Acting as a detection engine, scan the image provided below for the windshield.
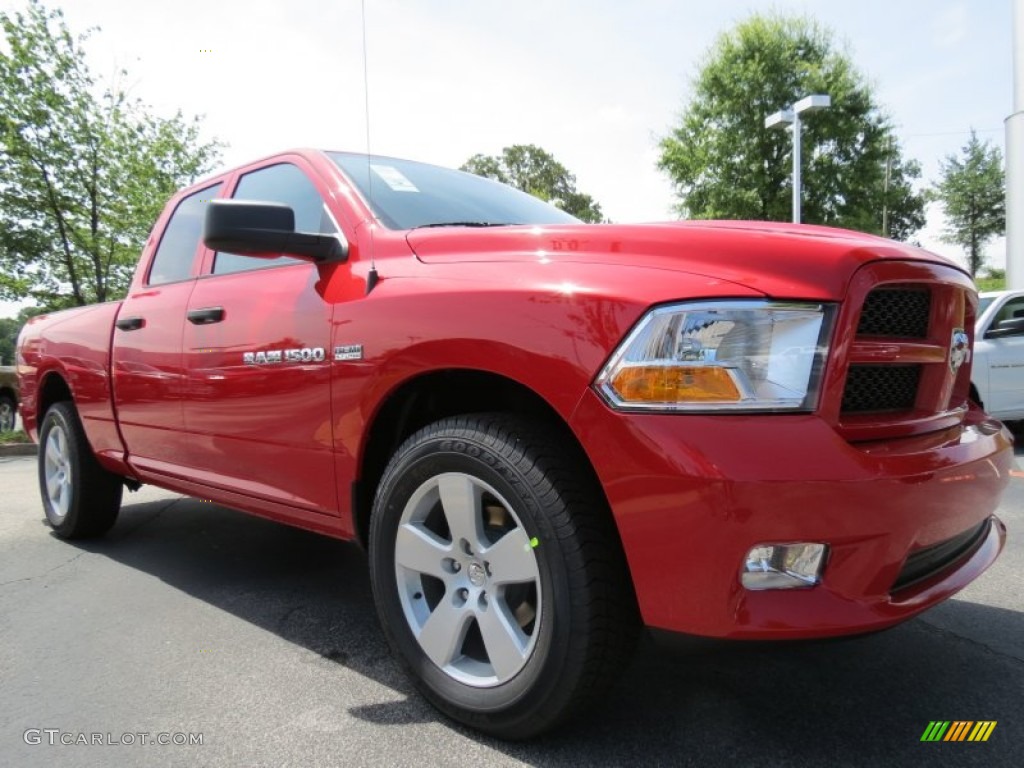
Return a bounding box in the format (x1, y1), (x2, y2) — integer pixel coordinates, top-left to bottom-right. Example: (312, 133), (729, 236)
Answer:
(977, 296), (995, 318)
(328, 152), (580, 230)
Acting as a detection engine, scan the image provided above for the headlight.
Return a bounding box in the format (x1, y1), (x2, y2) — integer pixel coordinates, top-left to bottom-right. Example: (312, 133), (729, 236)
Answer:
(595, 300), (835, 412)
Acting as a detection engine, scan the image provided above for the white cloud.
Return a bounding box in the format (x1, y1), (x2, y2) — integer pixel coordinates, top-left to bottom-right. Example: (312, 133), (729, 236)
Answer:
(930, 3), (970, 48)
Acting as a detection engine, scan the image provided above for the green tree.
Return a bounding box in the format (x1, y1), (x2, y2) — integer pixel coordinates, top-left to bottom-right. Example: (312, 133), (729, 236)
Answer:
(932, 131), (1005, 277)
(0, 0), (221, 308)
(0, 306), (47, 366)
(462, 145), (605, 223)
(0, 316), (17, 367)
(657, 14), (925, 240)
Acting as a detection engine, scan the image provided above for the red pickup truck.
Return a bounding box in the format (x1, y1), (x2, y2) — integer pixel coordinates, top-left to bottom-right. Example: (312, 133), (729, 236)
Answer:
(16, 149), (1014, 737)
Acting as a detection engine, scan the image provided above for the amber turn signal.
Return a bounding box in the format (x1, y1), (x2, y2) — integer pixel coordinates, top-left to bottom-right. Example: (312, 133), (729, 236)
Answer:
(609, 365), (741, 404)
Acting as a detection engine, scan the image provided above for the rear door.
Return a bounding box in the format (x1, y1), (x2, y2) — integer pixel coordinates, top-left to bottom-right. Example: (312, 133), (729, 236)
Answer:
(181, 160), (341, 514)
(113, 183), (223, 474)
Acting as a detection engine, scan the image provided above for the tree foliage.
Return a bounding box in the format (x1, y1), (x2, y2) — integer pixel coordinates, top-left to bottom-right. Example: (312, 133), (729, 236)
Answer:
(0, 316), (17, 367)
(932, 130), (1005, 277)
(0, 305), (46, 366)
(657, 14), (925, 240)
(462, 144), (605, 223)
(0, 0), (222, 308)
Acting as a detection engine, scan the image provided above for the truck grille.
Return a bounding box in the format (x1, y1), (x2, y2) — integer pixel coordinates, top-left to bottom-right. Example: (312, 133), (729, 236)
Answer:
(841, 365), (921, 413)
(856, 288), (931, 338)
(832, 266), (974, 441)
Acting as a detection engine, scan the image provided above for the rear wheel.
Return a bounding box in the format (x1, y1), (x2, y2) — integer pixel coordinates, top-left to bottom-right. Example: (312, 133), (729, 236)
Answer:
(0, 393), (16, 432)
(369, 414), (637, 738)
(38, 402), (122, 539)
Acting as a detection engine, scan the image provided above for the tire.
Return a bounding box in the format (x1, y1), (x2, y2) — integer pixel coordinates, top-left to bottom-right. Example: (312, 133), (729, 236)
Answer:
(0, 393), (16, 432)
(369, 413), (637, 738)
(38, 401), (122, 539)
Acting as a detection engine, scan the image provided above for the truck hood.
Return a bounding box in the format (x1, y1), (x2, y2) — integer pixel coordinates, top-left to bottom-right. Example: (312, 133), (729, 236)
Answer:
(406, 220), (964, 300)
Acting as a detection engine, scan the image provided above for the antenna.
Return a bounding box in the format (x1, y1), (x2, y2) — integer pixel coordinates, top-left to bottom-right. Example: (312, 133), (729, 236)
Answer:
(361, 0), (379, 293)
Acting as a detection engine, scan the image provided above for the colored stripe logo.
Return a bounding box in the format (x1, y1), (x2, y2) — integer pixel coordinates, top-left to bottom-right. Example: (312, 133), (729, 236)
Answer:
(921, 721), (997, 742)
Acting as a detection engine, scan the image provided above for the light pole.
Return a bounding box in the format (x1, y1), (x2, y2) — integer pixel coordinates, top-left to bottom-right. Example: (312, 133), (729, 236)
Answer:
(1007, 0), (1023, 289)
(765, 94), (831, 223)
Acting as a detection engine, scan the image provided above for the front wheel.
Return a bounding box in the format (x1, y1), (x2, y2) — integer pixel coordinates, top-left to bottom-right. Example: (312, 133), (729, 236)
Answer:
(38, 402), (122, 538)
(369, 414), (637, 738)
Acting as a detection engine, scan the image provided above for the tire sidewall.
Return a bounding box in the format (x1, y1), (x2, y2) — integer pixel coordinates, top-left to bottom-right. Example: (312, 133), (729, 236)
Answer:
(0, 395), (15, 432)
(38, 404), (81, 534)
(370, 429), (576, 723)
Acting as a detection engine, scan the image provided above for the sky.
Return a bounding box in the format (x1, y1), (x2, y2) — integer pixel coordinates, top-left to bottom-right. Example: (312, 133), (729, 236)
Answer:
(0, 0), (1016, 318)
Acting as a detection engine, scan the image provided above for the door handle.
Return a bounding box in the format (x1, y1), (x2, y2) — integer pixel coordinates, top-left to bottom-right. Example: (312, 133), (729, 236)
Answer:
(115, 316), (145, 331)
(187, 307), (225, 325)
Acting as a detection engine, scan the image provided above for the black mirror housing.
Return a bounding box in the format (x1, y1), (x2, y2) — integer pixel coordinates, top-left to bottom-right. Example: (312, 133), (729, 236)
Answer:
(203, 200), (347, 263)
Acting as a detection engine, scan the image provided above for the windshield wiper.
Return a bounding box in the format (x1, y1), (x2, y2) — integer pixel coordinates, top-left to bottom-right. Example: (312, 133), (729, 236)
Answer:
(412, 221), (520, 229)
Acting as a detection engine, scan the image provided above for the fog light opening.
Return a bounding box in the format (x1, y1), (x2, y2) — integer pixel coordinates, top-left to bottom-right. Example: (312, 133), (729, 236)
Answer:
(742, 543), (827, 590)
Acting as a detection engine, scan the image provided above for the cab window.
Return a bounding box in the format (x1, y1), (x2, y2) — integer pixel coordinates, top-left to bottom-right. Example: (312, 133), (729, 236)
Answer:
(992, 297), (1024, 326)
(148, 184), (222, 285)
(213, 163), (337, 275)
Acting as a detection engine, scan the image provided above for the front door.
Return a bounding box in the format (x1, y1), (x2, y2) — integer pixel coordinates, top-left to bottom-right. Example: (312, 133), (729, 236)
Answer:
(181, 161), (340, 515)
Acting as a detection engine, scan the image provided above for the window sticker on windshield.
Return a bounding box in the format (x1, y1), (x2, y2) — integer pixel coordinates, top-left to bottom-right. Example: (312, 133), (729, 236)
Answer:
(371, 164), (419, 192)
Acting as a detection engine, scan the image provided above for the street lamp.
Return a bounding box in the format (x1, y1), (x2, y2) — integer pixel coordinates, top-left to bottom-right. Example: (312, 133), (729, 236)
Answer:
(765, 94), (831, 223)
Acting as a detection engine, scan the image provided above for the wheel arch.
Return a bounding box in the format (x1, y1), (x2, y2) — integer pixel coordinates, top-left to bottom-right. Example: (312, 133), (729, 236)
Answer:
(0, 384), (16, 410)
(36, 370), (74, 425)
(0, 385), (16, 429)
(353, 369), (608, 550)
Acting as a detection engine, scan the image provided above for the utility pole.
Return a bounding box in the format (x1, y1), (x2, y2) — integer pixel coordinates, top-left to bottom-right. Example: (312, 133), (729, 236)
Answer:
(1008, 0), (1024, 289)
(882, 135), (892, 238)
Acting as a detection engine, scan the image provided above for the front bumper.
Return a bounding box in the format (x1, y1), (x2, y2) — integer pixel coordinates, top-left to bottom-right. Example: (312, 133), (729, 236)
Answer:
(570, 389), (1013, 639)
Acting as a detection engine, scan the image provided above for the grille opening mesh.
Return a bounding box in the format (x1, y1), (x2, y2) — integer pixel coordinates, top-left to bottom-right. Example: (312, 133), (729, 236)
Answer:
(856, 288), (931, 338)
(841, 365), (921, 413)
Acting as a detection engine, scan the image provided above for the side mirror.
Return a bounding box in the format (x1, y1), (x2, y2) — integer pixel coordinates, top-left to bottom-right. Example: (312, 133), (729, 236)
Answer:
(984, 316), (1024, 339)
(203, 200), (347, 263)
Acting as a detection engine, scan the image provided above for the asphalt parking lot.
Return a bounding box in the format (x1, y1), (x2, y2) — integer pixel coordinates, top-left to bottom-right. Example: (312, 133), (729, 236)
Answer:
(1, 441), (1022, 768)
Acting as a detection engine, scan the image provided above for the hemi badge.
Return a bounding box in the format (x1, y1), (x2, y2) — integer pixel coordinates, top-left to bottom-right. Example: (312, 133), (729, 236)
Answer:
(334, 344), (364, 361)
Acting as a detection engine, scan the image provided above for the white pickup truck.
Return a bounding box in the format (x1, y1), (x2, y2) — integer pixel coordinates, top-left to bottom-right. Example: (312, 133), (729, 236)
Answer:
(973, 290), (1024, 423)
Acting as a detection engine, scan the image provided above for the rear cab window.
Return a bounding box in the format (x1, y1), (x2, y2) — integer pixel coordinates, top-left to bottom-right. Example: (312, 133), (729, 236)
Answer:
(147, 184), (223, 286)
